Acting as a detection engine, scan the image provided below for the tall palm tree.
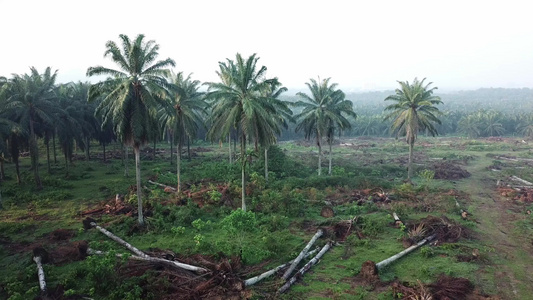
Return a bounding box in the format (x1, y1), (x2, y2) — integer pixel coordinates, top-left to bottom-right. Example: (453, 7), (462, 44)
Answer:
(159, 72), (206, 192)
(384, 78), (442, 180)
(259, 79), (292, 181)
(324, 90), (356, 175)
(294, 77), (353, 176)
(206, 53), (280, 211)
(87, 34), (175, 225)
(1, 67), (59, 189)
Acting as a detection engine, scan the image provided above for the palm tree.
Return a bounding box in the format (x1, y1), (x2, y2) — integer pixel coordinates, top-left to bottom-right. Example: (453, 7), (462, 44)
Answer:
(1, 67), (59, 189)
(259, 79), (292, 181)
(159, 72), (206, 192)
(206, 53), (280, 211)
(294, 77), (354, 176)
(384, 78), (442, 180)
(324, 90), (356, 175)
(87, 34), (175, 225)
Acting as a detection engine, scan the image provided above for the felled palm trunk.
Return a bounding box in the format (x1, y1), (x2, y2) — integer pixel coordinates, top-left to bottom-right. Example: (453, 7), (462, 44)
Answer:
(376, 234), (436, 270)
(278, 242), (332, 293)
(282, 229), (323, 280)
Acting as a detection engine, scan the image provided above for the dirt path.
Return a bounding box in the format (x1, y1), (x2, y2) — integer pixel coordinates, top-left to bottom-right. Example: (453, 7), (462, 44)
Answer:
(457, 158), (533, 299)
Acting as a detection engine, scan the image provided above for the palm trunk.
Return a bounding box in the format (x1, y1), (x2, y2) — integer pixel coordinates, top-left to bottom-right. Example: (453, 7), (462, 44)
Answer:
(228, 135), (232, 164)
(64, 152), (69, 175)
(124, 145), (129, 177)
(241, 132), (246, 212)
(187, 136), (191, 161)
(317, 134), (322, 176)
(52, 130), (57, 164)
(14, 158), (21, 184)
(169, 134), (173, 166)
(153, 140), (156, 161)
(103, 143), (106, 162)
(45, 139), (50, 174)
(177, 138), (182, 193)
(134, 145), (144, 226)
(29, 118), (42, 189)
(264, 147), (268, 182)
(408, 141), (414, 181)
(85, 137), (90, 161)
(0, 155), (5, 181)
(328, 141), (332, 175)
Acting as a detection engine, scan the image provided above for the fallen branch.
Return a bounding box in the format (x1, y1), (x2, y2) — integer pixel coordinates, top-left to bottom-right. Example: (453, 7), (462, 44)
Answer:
(33, 248), (49, 294)
(376, 234), (436, 270)
(244, 249), (318, 286)
(282, 229), (323, 280)
(148, 180), (177, 191)
(278, 242), (332, 294)
(83, 218), (148, 258)
(87, 248), (208, 273)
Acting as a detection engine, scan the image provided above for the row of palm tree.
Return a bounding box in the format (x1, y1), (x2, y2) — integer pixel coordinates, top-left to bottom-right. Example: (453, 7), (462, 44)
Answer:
(1, 34), (445, 224)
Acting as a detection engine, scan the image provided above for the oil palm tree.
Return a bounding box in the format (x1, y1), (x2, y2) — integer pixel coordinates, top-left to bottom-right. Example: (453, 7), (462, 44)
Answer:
(259, 78), (292, 181)
(87, 34), (175, 225)
(1, 67), (59, 189)
(324, 90), (356, 175)
(294, 77), (353, 176)
(206, 53), (280, 211)
(384, 78), (442, 180)
(159, 72), (206, 192)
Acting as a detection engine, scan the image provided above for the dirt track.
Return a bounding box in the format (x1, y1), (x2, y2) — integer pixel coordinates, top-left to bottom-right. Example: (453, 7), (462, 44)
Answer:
(457, 159), (533, 299)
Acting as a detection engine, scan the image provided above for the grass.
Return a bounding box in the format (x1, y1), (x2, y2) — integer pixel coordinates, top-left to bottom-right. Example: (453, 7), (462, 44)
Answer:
(1, 137), (533, 299)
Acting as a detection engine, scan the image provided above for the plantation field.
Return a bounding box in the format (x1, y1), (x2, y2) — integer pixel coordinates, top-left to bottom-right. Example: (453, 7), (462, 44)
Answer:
(1, 137), (533, 299)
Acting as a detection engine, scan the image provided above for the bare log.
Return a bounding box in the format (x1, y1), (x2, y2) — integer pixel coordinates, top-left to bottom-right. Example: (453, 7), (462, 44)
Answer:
(278, 242), (332, 293)
(509, 175), (533, 186)
(87, 248), (208, 273)
(244, 249), (318, 286)
(376, 234), (436, 270)
(84, 218), (148, 258)
(282, 229), (323, 280)
(148, 180), (176, 191)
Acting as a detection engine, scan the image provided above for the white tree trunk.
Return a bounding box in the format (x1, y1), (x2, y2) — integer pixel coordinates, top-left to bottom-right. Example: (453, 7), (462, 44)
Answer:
(87, 248), (208, 273)
(278, 242), (332, 294)
(244, 249), (318, 286)
(510, 175), (533, 186)
(407, 142), (414, 180)
(228, 135), (232, 164)
(134, 146), (144, 225)
(282, 229), (323, 280)
(33, 256), (47, 293)
(376, 234), (436, 270)
(241, 164), (246, 211)
(124, 146), (129, 177)
(90, 221), (148, 257)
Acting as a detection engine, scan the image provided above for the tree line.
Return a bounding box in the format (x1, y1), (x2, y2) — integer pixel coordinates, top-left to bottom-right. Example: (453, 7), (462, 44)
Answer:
(2, 33), (529, 224)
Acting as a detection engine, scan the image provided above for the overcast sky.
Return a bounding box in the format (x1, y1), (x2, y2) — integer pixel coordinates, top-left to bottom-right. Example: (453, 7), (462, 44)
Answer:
(2, 0), (533, 92)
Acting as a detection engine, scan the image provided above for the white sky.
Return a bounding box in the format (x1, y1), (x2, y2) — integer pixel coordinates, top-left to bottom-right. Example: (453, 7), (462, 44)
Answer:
(2, 0), (533, 92)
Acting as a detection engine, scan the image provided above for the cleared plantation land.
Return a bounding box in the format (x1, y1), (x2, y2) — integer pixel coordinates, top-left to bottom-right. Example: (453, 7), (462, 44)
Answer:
(1, 137), (532, 299)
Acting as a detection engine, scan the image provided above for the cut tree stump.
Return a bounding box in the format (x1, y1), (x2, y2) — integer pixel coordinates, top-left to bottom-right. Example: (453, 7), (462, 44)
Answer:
(282, 229), (323, 280)
(278, 242), (332, 294)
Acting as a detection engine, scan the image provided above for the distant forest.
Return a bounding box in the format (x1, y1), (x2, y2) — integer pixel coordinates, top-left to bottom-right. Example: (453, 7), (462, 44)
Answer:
(275, 88), (533, 141)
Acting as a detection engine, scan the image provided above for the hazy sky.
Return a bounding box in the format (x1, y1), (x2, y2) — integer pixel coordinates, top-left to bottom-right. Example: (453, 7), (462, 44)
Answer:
(2, 0), (533, 92)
